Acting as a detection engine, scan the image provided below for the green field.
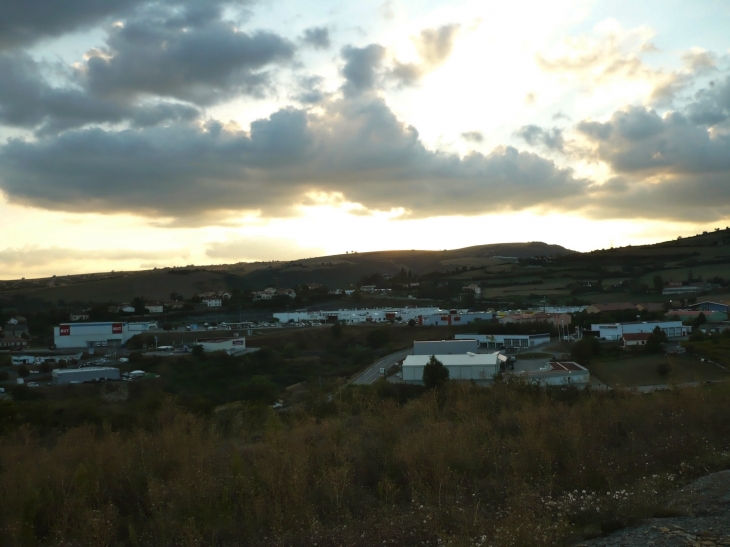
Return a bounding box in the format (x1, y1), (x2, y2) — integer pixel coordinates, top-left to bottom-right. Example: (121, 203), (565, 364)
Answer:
(585, 353), (730, 387)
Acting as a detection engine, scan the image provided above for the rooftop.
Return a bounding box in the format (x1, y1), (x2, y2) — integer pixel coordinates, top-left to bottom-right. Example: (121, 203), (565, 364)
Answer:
(403, 353), (501, 367)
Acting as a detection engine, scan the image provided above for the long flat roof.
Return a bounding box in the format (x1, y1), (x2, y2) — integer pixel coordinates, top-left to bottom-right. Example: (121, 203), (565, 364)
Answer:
(403, 353), (501, 367)
(53, 367), (119, 374)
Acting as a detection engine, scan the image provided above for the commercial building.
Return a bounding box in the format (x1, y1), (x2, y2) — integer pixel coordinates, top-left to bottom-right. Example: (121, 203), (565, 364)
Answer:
(590, 320), (689, 341)
(401, 352), (504, 384)
(413, 339), (479, 356)
(52, 367), (120, 385)
(519, 361), (590, 387)
(53, 322), (156, 349)
(455, 333), (551, 349)
(419, 311), (494, 326)
(196, 337), (247, 354)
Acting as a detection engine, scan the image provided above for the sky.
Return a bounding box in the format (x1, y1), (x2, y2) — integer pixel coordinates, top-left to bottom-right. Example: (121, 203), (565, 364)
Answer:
(1, 0), (730, 279)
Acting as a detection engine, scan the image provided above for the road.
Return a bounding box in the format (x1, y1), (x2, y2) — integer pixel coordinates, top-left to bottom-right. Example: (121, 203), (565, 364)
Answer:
(351, 348), (413, 385)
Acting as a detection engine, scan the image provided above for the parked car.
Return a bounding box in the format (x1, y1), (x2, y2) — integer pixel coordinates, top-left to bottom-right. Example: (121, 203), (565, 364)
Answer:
(27, 382), (40, 388)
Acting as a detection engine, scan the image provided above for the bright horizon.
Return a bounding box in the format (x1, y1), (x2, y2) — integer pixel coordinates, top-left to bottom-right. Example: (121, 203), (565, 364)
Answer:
(1, 0), (730, 278)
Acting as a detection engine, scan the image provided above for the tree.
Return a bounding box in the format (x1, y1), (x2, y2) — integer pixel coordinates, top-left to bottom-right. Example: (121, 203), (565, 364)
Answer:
(657, 362), (672, 376)
(0, 370), (9, 381)
(17, 365), (30, 378)
(191, 345), (205, 359)
(693, 312), (707, 328)
(131, 296), (147, 315)
(653, 275), (664, 293)
(39, 362), (52, 374)
(422, 355), (449, 389)
(652, 326), (668, 344)
(646, 334), (663, 354)
(408, 319), (416, 328)
(331, 321), (343, 339)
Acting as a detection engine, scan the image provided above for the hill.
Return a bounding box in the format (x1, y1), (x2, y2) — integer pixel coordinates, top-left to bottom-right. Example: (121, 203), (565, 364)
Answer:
(0, 242), (572, 303)
(2, 229), (730, 306)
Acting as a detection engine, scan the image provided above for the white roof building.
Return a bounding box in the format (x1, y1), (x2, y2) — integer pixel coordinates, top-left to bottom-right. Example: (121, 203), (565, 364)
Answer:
(401, 352), (504, 384)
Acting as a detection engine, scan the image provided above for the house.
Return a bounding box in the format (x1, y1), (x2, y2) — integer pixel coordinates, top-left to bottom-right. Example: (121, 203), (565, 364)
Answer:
(202, 299), (222, 308)
(622, 333), (652, 348)
(0, 336), (28, 349)
(500, 312), (571, 327)
(145, 305), (164, 314)
(585, 302), (636, 314)
(360, 285), (377, 293)
(3, 317), (29, 337)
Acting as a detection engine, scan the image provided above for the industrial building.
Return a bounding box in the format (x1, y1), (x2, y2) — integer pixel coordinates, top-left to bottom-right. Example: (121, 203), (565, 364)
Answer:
(401, 352), (505, 384)
(52, 367), (120, 385)
(419, 311), (494, 326)
(273, 307), (494, 325)
(53, 322), (156, 349)
(455, 333), (551, 348)
(196, 337), (247, 354)
(590, 320), (689, 341)
(413, 339), (479, 355)
(518, 361), (590, 387)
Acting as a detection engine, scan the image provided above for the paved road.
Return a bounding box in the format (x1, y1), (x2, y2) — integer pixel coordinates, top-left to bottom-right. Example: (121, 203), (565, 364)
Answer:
(351, 348), (413, 385)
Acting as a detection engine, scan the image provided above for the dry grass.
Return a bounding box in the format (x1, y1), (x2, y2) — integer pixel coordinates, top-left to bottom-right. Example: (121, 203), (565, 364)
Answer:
(2, 380), (730, 546)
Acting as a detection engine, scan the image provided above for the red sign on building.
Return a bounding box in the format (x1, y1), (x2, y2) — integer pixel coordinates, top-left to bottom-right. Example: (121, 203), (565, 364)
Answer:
(59, 325), (71, 336)
(112, 323), (123, 334)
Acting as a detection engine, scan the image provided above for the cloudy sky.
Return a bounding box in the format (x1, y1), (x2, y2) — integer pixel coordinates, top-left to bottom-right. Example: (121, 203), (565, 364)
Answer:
(1, 0), (730, 278)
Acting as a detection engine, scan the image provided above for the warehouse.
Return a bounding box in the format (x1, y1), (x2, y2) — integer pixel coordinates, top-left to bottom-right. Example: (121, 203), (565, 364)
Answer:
(53, 322), (155, 349)
(455, 333), (551, 349)
(519, 361), (590, 387)
(401, 352), (503, 384)
(196, 337), (247, 354)
(413, 339), (479, 355)
(52, 367), (120, 385)
(590, 321), (689, 341)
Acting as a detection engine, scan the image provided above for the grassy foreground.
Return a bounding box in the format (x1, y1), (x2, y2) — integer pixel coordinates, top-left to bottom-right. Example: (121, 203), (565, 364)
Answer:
(2, 379), (730, 546)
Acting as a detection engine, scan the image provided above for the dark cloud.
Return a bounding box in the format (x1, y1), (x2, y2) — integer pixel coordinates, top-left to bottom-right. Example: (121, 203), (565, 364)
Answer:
(0, 0), (249, 52)
(0, 96), (586, 221)
(390, 24), (460, 86)
(82, 17), (295, 105)
(515, 125), (564, 151)
(578, 105), (730, 174)
(0, 0), (145, 51)
(0, 52), (200, 134)
(574, 99), (730, 221)
(340, 44), (386, 96)
(461, 131), (484, 143)
(685, 75), (730, 126)
(301, 27), (330, 50)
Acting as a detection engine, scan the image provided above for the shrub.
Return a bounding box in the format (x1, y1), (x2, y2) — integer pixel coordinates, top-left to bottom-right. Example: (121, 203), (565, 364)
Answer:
(657, 362), (672, 376)
(0, 371), (8, 381)
(17, 365), (30, 378)
(39, 362), (52, 373)
(129, 352), (144, 364)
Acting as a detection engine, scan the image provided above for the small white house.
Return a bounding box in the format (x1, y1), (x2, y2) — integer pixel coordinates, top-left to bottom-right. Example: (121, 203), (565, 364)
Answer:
(145, 305), (164, 314)
(203, 299), (222, 308)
